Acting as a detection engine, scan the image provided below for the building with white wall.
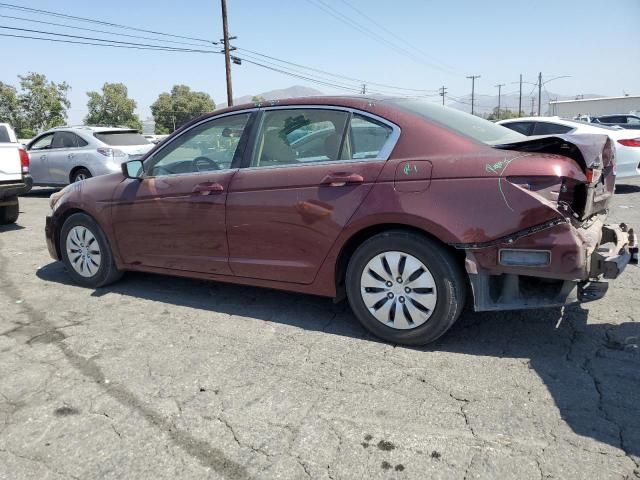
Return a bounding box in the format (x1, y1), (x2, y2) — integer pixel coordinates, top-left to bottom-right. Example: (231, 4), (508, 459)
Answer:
(549, 95), (640, 117)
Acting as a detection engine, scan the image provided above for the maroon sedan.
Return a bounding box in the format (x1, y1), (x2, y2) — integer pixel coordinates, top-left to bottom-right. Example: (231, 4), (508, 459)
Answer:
(45, 97), (637, 345)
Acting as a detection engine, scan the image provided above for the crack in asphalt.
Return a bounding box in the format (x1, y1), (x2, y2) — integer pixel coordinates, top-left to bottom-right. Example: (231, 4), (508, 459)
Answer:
(0, 238), (250, 480)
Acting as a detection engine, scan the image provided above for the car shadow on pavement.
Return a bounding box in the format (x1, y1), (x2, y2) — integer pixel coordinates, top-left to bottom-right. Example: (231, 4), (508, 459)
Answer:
(37, 261), (640, 462)
(615, 184), (640, 194)
(0, 223), (25, 232)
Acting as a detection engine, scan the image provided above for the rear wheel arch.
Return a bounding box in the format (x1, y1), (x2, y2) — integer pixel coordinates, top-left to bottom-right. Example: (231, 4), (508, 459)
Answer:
(334, 223), (466, 295)
(69, 166), (92, 183)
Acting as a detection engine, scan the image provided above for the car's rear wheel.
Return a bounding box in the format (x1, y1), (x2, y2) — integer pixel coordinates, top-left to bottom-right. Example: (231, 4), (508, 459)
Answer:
(71, 168), (91, 183)
(60, 213), (122, 288)
(0, 197), (19, 225)
(345, 230), (466, 345)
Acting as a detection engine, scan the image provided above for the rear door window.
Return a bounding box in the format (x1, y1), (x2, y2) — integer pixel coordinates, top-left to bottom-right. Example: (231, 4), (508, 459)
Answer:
(252, 109), (349, 167)
(532, 122), (573, 135)
(51, 131), (84, 149)
(94, 131), (150, 146)
(502, 121), (534, 136)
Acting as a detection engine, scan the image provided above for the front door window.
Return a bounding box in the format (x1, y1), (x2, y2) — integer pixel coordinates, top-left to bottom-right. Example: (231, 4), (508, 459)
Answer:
(148, 113), (250, 176)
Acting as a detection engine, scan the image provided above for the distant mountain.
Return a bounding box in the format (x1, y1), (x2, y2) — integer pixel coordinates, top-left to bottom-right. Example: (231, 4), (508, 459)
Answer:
(219, 85), (324, 108)
(447, 91), (604, 116)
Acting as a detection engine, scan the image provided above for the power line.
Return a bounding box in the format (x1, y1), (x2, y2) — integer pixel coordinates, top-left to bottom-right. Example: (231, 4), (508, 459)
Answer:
(0, 2), (216, 44)
(234, 46), (438, 94)
(304, 0), (455, 75)
(335, 0), (457, 74)
(234, 49), (435, 97)
(0, 13), (214, 48)
(0, 32), (215, 53)
(237, 57), (363, 93)
(0, 25), (217, 53)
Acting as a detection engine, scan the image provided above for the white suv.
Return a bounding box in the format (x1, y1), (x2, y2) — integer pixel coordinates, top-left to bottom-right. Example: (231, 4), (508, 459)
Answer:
(26, 126), (154, 186)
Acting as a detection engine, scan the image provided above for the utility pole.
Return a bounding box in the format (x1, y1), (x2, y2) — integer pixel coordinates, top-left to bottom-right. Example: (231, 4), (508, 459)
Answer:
(361, 83), (367, 95)
(439, 86), (447, 105)
(537, 71), (542, 116)
(466, 75), (481, 115)
(220, 0), (233, 107)
(495, 83), (505, 119)
(518, 73), (522, 117)
(530, 97), (535, 116)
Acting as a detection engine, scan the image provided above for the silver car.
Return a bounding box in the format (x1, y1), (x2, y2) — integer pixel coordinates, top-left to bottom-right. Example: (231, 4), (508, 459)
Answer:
(27, 126), (154, 185)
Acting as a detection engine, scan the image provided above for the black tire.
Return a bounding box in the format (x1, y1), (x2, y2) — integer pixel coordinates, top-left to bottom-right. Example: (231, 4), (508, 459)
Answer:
(0, 197), (19, 224)
(60, 212), (123, 288)
(345, 230), (466, 346)
(71, 168), (92, 183)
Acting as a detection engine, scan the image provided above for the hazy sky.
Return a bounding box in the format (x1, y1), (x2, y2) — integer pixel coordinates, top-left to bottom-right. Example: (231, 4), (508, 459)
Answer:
(1, 0), (639, 123)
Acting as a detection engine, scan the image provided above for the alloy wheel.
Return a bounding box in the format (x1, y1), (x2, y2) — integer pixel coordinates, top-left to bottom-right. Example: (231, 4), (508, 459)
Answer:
(360, 251), (437, 329)
(65, 226), (102, 277)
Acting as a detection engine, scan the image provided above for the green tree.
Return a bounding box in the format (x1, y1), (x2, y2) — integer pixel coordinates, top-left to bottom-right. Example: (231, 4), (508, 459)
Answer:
(487, 107), (522, 121)
(251, 95), (266, 104)
(84, 82), (142, 130)
(0, 81), (24, 133)
(151, 85), (215, 134)
(18, 73), (70, 133)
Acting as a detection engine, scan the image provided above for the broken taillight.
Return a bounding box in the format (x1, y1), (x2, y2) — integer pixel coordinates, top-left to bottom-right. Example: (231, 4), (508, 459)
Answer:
(585, 168), (602, 184)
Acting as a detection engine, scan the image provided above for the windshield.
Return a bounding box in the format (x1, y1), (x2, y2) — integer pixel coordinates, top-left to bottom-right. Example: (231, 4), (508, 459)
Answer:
(94, 131), (150, 146)
(388, 98), (525, 145)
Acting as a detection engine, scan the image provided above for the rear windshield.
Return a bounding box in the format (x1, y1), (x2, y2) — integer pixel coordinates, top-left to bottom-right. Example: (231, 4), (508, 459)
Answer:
(0, 125), (12, 143)
(94, 131), (150, 146)
(388, 98), (525, 145)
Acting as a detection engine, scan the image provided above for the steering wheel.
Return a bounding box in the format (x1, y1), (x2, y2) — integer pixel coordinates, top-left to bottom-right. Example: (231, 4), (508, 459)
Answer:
(192, 156), (221, 172)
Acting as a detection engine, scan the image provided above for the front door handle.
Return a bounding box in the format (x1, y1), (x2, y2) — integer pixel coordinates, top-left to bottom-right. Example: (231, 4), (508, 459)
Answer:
(192, 182), (225, 195)
(321, 172), (364, 187)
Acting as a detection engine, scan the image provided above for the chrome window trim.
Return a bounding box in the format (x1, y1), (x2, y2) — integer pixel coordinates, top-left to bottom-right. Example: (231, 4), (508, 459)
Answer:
(142, 108), (257, 179)
(248, 104), (401, 168)
(241, 158), (386, 172)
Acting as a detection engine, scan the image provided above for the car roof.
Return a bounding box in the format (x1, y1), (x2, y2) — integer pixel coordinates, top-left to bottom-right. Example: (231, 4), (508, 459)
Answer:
(46, 125), (140, 133)
(212, 95), (396, 115)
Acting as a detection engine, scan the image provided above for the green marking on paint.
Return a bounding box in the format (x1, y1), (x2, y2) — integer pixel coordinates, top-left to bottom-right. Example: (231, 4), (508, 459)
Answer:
(403, 163), (419, 176)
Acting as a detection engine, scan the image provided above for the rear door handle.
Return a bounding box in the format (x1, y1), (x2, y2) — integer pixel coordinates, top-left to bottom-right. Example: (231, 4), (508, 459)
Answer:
(68, 153), (74, 159)
(40, 154), (47, 160)
(321, 172), (364, 187)
(192, 182), (225, 195)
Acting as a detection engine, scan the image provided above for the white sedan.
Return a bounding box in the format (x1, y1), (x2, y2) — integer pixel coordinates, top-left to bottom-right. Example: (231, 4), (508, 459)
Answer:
(497, 117), (640, 179)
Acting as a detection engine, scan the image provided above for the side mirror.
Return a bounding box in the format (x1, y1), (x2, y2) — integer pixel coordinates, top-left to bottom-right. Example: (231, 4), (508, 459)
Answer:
(122, 160), (144, 179)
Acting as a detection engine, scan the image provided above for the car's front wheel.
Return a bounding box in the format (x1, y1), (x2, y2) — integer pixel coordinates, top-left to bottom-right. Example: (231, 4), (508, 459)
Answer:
(60, 213), (122, 288)
(345, 231), (466, 346)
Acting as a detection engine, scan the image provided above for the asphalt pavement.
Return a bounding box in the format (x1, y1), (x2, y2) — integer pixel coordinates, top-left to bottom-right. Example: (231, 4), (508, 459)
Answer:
(0, 180), (639, 479)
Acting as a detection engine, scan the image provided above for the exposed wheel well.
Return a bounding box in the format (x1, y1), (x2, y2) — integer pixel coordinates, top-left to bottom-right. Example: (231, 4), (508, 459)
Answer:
(334, 223), (466, 298)
(53, 208), (86, 258)
(69, 166), (91, 183)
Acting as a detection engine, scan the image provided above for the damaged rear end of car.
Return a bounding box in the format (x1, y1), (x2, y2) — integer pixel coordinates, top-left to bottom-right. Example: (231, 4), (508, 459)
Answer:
(465, 133), (638, 311)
